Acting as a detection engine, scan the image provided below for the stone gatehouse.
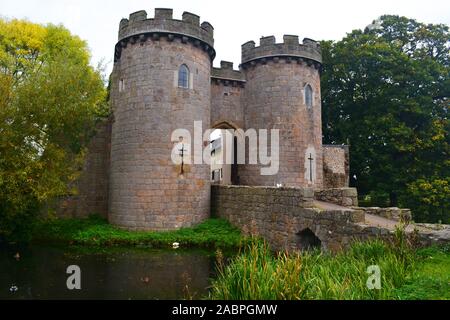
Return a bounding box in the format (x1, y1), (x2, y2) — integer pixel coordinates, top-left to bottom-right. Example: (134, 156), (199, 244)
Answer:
(55, 8), (449, 250)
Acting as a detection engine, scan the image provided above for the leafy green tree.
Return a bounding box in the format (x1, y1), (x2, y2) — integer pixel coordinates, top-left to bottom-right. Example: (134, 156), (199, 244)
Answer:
(0, 19), (107, 241)
(402, 178), (450, 223)
(321, 15), (449, 222)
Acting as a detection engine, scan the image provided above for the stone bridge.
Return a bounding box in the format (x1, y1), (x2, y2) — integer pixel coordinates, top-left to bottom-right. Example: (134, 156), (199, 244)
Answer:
(211, 185), (450, 252)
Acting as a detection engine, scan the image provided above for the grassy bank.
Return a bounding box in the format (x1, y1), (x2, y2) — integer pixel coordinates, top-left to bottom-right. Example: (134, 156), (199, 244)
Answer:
(394, 245), (450, 299)
(210, 240), (449, 300)
(32, 216), (247, 250)
(32, 216), (449, 300)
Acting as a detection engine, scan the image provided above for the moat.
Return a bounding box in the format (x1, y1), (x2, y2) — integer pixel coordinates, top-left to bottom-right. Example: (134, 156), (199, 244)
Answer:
(0, 244), (220, 300)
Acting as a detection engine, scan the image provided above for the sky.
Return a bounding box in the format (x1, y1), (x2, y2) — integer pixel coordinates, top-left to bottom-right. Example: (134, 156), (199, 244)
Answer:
(1, 0), (449, 75)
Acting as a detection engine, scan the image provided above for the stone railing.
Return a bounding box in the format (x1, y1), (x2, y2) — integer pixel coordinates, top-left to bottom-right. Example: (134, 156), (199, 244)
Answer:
(354, 207), (412, 223)
(314, 188), (358, 207)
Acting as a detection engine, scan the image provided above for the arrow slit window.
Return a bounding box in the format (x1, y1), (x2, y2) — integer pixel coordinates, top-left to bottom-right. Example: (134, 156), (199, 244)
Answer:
(305, 84), (313, 108)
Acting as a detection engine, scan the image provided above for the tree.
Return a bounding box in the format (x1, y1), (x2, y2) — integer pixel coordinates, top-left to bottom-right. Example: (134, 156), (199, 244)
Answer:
(321, 15), (449, 223)
(403, 178), (450, 223)
(0, 19), (107, 241)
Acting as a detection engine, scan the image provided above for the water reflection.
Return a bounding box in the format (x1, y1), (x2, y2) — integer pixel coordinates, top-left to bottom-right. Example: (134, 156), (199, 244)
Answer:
(0, 245), (218, 300)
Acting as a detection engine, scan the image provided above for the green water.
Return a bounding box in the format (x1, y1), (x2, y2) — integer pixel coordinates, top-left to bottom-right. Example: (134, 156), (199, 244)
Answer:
(0, 244), (220, 300)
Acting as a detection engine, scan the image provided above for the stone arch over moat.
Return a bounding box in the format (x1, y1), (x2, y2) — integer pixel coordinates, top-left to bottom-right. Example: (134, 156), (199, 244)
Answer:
(296, 228), (322, 251)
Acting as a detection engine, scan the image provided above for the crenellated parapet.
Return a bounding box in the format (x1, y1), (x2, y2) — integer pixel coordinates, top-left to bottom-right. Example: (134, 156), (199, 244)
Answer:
(211, 61), (246, 87)
(115, 8), (215, 62)
(241, 35), (322, 69)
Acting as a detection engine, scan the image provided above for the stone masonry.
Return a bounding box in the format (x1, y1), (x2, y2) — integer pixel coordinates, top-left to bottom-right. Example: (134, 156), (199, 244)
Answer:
(103, 8), (347, 231)
(212, 185), (450, 252)
(323, 145), (350, 188)
(211, 185), (367, 252)
(54, 119), (111, 218)
(109, 9), (212, 230)
(57, 9), (377, 222)
(315, 188), (359, 207)
(54, 8), (450, 251)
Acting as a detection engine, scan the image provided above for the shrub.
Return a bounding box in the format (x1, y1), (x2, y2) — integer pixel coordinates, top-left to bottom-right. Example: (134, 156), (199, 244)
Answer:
(401, 178), (450, 224)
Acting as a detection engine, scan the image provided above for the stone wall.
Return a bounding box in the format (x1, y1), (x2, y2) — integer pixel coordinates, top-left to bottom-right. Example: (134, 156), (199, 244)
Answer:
(354, 222), (450, 248)
(314, 188), (358, 207)
(212, 185), (449, 252)
(211, 185), (367, 252)
(355, 207), (412, 223)
(322, 145), (349, 188)
(211, 61), (245, 130)
(55, 118), (112, 218)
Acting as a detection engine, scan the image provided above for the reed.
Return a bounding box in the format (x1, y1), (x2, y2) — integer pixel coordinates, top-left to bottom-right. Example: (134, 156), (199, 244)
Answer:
(210, 238), (417, 300)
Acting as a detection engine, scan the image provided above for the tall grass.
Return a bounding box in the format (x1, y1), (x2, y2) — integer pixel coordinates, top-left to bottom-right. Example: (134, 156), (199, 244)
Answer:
(210, 238), (416, 300)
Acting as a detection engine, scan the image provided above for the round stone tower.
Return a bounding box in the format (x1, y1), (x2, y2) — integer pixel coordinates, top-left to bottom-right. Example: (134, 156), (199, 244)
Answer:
(239, 35), (324, 188)
(109, 9), (215, 230)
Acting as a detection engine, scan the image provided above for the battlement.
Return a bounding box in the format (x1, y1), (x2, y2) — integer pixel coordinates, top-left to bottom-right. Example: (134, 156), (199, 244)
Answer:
(115, 8), (215, 62)
(241, 35), (322, 67)
(211, 61), (246, 86)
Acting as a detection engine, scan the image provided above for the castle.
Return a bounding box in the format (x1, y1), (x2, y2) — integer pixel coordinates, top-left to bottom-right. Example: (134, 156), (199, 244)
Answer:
(58, 8), (448, 251)
(107, 8), (348, 231)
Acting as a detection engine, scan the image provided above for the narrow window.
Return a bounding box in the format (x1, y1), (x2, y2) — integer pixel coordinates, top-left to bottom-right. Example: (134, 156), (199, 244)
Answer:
(178, 64), (190, 89)
(119, 79), (125, 92)
(305, 84), (313, 108)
